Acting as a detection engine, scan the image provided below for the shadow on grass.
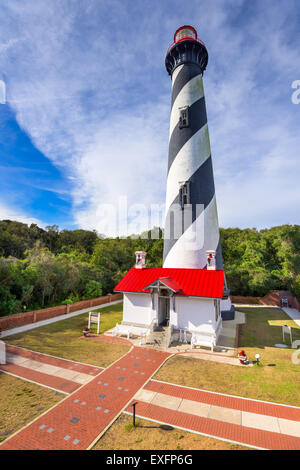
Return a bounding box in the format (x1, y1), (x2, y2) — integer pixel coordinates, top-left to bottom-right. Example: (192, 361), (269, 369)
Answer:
(136, 424), (174, 431)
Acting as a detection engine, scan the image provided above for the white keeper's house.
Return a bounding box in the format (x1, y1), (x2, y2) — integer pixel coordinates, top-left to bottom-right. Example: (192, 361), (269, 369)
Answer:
(113, 26), (234, 350)
(114, 251), (232, 350)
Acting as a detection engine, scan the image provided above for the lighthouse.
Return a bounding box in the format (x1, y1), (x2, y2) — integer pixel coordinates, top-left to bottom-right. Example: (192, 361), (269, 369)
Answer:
(114, 26), (233, 349)
(163, 26), (222, 271)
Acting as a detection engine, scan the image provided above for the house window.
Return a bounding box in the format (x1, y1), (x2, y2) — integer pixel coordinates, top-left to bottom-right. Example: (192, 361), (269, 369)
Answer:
(179, 107), (189, 128)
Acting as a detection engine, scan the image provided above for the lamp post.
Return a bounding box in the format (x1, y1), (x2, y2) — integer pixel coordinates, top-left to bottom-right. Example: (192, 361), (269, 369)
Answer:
(132, 401), (138, 427)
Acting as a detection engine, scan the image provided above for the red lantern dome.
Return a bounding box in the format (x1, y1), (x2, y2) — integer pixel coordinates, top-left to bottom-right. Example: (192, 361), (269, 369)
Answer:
(174, 25), (197, 44)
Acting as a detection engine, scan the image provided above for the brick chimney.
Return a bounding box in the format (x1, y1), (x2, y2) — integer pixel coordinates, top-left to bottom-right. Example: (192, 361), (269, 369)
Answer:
(135, 251), (147, 269)
(206, 250), (216, 270)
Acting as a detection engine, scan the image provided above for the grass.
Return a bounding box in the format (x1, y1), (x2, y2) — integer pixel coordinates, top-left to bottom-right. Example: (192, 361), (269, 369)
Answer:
(92, 413), (249, 450)
(238, 307), (300, 348)
(155, 307), (300, 406)
(0, 372), (64, 442)
(5, 302), (129, 368)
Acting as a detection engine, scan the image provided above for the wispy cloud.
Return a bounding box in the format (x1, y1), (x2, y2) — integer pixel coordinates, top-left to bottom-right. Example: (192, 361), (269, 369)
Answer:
(0, 0), (299, 233)
(0, 201), (44, 226)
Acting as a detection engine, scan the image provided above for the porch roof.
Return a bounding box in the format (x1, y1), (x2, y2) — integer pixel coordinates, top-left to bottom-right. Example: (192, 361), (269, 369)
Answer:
(114, 267), (225, 299)
(142, 276), (182, 293)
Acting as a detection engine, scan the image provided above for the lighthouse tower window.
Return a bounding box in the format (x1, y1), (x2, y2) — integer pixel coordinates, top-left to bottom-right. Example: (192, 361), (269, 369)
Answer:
(179, 182), (190, 209)
(179, 107), (189, 128)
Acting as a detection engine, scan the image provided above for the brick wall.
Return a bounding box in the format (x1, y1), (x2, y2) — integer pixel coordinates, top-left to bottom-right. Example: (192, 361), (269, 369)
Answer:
(261, 291), (300, 310)
(0, 293), (123, 332)
(231, 290), (300, 311)
(230, 295), (262, 305)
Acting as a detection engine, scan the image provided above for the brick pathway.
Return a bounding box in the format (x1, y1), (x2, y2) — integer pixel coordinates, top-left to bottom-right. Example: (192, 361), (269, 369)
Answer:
(0, 347), (170, 450)
(125, 400), (300, 450)
(124, 380), (300, 450)
(6, 345), (101, 376)
(2, 344), (299, 450)
(0, 345), (103, 394)
(0, 363), (80, 394)
(145, 381), (300, 421)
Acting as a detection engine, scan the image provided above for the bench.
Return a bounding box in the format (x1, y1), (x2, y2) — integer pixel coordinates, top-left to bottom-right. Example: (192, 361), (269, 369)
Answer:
(112, 323), (133, 339)
(190, 333), (215, 352)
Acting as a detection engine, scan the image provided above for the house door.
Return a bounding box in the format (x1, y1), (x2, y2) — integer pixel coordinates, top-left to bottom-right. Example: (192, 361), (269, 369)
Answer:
(158, 297), (170, 326)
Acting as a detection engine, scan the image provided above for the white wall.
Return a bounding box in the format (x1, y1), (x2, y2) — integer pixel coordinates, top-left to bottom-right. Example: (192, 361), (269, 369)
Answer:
(220, 296), (232, 311)
(169, 296), (177, 326)
(175, 297), (216, 334)
(123, 293), (152, 326)
(122, 292), (222, 336)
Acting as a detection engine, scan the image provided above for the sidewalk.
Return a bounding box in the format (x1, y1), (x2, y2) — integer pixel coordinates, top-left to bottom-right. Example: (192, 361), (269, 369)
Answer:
(1, 343), (299, 449)
(127, 380), (300, 450)
(0, 345), (103, 394)
(0, 346), (170, 450)
(0, 300), (122, 338)
(282, 307), (300, 328)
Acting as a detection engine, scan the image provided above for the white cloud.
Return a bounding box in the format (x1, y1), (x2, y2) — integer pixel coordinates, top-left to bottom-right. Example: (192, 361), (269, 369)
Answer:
(1, 0), (299, 234)
(202, 0), (300, 229)
(0, 201), (44, 227)
(72, 100), (169, 235)
(0, 0), (172, 235)
(0, 37), (24, 55)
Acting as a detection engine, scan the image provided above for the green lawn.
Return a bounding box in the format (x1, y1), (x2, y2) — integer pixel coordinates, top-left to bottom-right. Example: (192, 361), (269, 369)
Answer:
(0, 373), (64, 442)
(155, 307), (300, 406)
(238, 307), (300, 348)
(4, 304), (300, 405)
(5, 302), (129, 368)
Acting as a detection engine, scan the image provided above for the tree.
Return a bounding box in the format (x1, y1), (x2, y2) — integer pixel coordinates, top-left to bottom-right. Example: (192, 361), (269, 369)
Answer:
(1, 219), (300, 315)
(293, 274), (300, 299)
(84, 280), (102, 299)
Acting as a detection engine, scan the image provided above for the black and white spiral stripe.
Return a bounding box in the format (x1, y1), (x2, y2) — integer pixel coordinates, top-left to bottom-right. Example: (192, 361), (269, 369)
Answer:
(163, 63), (222, 269)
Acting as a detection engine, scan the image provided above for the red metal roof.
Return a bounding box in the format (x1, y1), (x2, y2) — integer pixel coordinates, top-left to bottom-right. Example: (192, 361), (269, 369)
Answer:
(114, 267), (224, 299)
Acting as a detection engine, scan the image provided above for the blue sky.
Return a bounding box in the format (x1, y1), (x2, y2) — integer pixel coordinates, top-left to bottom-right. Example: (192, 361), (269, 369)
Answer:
(0, 0), (300, 234)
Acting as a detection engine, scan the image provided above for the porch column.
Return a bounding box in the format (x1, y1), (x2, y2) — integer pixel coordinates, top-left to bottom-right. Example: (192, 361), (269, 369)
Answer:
(169, 294), (178, 327)
(151, 291), (158, 324)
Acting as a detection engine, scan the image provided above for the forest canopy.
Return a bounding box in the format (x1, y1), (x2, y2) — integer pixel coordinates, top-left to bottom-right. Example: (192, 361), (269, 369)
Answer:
(0, 219), (299, 316)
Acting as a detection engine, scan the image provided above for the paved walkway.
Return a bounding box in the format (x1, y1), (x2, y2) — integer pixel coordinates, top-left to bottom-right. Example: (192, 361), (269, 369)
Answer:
(0, 347), (170, 450)
(0, 345), (102, 394)
(282, 307), (300, 328)
(1, 326), (300, 450)
(128, 380), (300, 450)
(1, 342), (300, 450)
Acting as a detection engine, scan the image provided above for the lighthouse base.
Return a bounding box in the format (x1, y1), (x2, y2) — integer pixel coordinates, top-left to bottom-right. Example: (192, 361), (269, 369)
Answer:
(221, 295), (235, 322)
(220, 296), (232, 312)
